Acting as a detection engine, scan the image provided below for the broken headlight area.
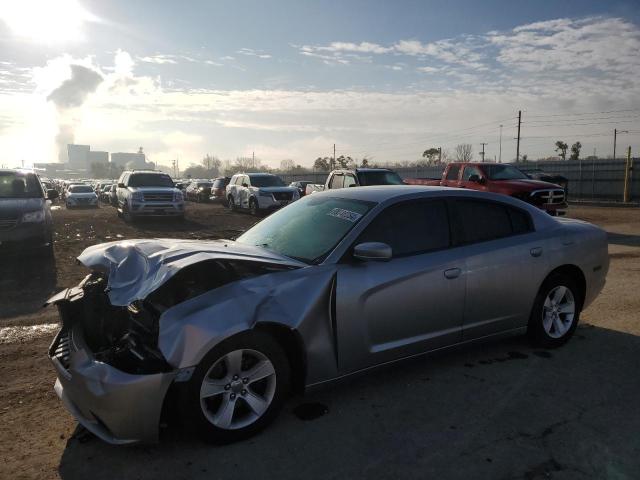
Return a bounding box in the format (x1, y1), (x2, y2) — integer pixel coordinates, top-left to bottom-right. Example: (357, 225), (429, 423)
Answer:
(145, 259), (295, 311)
(53, 273), (171, 375)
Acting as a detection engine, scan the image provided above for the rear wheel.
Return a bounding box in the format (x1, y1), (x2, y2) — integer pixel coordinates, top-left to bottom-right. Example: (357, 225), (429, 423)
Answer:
(186, 331), (290, 443)
(528, 273), (581, 348)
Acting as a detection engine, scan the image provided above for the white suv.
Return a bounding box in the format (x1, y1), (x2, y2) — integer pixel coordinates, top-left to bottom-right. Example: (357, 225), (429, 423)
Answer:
(226, 173), (299, 215)
(116, 170), (184, 222)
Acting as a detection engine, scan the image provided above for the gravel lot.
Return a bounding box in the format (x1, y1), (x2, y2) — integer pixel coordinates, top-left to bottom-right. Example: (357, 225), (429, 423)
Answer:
(1, 201), (639, 480)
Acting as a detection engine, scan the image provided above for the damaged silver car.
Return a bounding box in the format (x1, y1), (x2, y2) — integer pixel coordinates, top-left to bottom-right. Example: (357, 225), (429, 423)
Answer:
(47, 186), (609, 444)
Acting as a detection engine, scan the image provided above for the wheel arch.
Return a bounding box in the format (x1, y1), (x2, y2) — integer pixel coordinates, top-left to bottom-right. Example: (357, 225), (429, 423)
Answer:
(253, 322), (307, 394)
(540, 264), (586, 309)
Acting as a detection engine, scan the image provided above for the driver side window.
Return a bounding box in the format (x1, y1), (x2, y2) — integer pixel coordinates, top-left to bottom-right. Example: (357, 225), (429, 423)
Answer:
(462, 166), (482, 181)
(357, 200), (450, 257)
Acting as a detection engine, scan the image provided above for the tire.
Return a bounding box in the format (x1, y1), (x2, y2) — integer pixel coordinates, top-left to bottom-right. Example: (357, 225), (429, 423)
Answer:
(122, 203), (135, 223)
(185, 331), (290, 444)
(228, 196), (235, 212)
(249, 198), (259, 216)
(527, 273), (581, 348)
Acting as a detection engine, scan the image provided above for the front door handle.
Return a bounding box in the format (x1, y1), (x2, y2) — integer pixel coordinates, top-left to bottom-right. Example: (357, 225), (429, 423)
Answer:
(530, 247), (543, 257)
(444, 268), (461, 279)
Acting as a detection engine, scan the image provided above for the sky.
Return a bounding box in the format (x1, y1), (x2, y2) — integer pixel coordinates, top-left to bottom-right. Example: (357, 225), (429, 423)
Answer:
(0, 0), (639, 170)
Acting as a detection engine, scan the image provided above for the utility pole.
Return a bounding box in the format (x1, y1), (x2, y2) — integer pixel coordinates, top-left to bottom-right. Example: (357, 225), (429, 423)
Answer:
(252, 151), (255, 166)
(480, 143), (488, 162)
(614, 129), (629, 160)
(438, 147), (442, 164)
(499, 124), (503, 163)
(332, 144), (336, 170)
(516, 110), (521, 162)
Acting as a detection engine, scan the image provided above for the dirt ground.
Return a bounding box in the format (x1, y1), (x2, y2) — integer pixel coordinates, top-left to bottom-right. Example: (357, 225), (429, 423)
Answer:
(0, 201), (639, 480)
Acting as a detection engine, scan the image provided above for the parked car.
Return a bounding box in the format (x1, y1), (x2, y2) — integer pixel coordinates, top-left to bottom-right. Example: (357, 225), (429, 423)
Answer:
(405, 162), (568, 216)
(47, 186), (608, 445)
(289, 180), (313, 197)
(312, 168), (405, 194)
(109, 184), (118, 207)
(209, 177), (231, 204)
(226, 173), (299, 215)
(115, 170), (184, 222)
(65, 184), (99, 209)
(0, 169), (58, 254)
(99, 184), (113, 202)
(185, 181), (213, 202)
(524, 169), (569, 196)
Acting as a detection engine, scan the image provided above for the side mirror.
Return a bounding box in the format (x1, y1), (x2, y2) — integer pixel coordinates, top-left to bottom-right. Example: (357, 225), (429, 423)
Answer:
(242, 183), (249, 188)
(353, 242), (392, 262)
(117, 183), (125, 188)
(47, 189), (59, 200)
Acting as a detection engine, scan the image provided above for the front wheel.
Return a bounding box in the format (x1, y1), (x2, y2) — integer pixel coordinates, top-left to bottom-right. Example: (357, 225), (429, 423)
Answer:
(186, 331), (290, 444)
(249, 198), (259, 216)
(528, 273), (581, 348)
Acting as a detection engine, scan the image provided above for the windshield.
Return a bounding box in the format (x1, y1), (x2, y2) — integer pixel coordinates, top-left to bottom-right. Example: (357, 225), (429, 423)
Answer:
(237, 195), (375, 263)
(128, 173), (174, 187)
(70, 185), (94, 193)
(0, 172), (43, 199)
(483, 164), (529, 180)
(250, 176), (286, 187)
(359, 171), (405, 186)
(197, 182), (212, 187)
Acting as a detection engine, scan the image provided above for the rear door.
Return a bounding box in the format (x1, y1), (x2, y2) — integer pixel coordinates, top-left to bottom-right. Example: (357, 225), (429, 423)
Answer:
(336, 199), (466, 373)
(448, 198), (544, 339)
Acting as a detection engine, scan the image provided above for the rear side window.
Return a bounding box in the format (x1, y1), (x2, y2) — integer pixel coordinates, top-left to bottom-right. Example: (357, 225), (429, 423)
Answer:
(446, 165), (460, 181)
(357, 200), (450, 257)
(508, 207), (533, 234)
(451, 199), (531, 245)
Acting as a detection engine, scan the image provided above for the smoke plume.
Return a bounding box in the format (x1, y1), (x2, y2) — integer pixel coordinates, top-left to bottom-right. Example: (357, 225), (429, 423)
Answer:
(47, 64), (103, 162)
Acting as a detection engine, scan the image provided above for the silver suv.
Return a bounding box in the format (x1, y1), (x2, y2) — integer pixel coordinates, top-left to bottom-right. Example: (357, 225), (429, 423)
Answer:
(226, 173), (299, 215)
(116, 170), (184, 222)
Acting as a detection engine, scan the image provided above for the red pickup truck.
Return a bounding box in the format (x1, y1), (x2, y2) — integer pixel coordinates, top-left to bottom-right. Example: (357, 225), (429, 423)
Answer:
(405, 162), (567, 215)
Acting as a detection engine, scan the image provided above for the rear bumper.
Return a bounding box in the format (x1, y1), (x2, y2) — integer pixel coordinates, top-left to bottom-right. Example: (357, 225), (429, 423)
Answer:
(49, 327), (177, 444)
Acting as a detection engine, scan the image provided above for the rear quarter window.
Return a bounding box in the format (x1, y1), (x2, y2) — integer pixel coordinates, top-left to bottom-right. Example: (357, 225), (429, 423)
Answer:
(451, 199), (523, 245)
(446, 165), (460, 181)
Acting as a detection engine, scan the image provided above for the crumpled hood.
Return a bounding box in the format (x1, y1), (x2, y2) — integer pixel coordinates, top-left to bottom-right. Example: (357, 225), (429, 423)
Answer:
(77, 238), (305, 306)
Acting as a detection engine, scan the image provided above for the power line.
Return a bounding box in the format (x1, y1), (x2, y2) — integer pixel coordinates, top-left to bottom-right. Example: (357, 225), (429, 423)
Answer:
(525, 108), (640, 118)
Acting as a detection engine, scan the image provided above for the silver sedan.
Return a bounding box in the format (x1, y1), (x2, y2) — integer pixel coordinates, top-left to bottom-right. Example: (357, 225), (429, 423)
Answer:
(47, 186), (608, 444)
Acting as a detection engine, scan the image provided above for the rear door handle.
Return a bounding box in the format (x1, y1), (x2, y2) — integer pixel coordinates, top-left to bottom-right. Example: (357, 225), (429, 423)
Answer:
(530, 247), (543, 257)
(444, 268), (461, 279)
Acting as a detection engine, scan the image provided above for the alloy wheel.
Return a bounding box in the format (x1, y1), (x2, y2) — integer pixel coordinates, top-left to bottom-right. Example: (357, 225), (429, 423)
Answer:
(200, 349), (276, 430)
(542, 285), (575, 338)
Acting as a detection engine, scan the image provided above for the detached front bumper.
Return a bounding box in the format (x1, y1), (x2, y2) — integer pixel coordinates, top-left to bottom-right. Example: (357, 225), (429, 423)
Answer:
(49, 327), (177, 444)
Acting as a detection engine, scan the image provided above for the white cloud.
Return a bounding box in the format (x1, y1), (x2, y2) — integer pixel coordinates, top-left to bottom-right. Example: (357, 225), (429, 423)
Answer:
(138, 55), (178, 65)
(488, 17), (640, 74)
(237, 48), (272, 59)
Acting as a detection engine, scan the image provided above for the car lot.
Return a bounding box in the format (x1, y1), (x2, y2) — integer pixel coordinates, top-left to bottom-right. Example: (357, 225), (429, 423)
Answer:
(0, 202), (639, 479)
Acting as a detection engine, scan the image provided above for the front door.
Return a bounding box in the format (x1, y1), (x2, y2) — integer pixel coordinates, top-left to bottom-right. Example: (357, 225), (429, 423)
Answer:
(335, 199), (466, 374)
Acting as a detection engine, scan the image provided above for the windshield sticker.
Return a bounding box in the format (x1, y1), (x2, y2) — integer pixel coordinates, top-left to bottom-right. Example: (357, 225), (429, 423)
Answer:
(327, 208), (362, 222)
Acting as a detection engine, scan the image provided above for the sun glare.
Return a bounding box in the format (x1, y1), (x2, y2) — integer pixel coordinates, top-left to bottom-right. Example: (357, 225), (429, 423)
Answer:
(0, 0), (95, 43)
